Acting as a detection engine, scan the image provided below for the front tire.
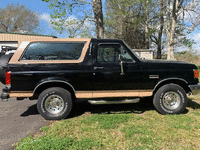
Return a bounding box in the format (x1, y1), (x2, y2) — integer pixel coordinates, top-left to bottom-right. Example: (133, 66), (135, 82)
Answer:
(37, 87), (72, 120)
(153, 84), (188, 115)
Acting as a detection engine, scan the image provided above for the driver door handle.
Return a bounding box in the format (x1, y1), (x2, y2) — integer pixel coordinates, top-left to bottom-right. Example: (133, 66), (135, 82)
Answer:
(94, 66), (104, 70)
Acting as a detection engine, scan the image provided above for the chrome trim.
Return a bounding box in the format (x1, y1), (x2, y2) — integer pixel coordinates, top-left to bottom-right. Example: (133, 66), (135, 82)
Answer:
(98, 43), (121, 46)
(44, 94), (65, 114)
(149, 75), (159, 79)
(89, 42), (92, 55)
(33, 80), (75, 95)
(162, 91), (181, 110)
(88, 98), (140, 105)
(94, 66), (104, 70)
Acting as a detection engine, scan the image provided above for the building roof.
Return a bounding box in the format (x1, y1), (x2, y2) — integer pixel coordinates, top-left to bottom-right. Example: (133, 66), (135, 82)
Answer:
(0, 32), (57, 38)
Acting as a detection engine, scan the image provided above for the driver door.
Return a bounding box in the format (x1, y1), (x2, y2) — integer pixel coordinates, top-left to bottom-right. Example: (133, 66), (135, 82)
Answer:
(92, 43), (141, 91)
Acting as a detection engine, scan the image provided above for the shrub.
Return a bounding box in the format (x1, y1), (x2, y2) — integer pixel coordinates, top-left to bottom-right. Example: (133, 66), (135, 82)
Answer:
(175, 51), (200, 64)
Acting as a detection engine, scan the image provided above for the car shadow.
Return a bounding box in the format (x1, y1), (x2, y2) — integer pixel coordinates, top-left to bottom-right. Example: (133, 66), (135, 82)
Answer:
(68, 97), (155, 118)
(20, 103), (39, 117)
(20, 97), (154, 117)
(187, 98), (200, 110)
(20, 98), (200, 118)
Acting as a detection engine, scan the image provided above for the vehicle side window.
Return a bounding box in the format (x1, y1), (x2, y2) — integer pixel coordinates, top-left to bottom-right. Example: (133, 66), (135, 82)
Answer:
(97, 44), (134, 64)
(120, 46), (135, 62)
(21, 42), (85, 60)
(97, 44), (120, 63)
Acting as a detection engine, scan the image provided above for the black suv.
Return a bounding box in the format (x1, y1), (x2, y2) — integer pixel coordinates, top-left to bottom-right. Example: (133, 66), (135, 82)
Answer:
(0, 38), (199, 120)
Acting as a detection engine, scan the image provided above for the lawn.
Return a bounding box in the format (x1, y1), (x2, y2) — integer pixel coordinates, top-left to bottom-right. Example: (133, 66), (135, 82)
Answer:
(15, 77), (200, 150)
(13, 51), (200, 150)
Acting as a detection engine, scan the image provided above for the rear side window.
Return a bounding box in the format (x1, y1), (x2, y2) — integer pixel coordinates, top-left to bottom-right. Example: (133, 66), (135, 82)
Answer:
(21, 42), (85, 60)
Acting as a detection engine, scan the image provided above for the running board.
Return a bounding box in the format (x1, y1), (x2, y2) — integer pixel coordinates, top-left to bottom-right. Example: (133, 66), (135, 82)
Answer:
(88, 98), (140, 105)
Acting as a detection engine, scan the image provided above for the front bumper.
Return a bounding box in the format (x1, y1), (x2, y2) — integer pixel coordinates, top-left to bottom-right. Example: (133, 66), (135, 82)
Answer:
(189, 83), (200, 95)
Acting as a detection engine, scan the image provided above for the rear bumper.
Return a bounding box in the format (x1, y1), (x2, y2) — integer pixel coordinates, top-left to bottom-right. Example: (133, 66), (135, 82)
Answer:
(189, 83), (200, 95)
(1, 85), (10, 101)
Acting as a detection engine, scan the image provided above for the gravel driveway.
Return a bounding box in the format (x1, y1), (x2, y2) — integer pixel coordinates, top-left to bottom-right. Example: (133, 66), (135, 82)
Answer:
(0, 83), (49, 150)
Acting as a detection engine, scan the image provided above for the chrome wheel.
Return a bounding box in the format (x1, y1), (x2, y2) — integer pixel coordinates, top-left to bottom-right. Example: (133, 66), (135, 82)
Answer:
(162, 91), (181, 110)
(44, 94), (65, 114)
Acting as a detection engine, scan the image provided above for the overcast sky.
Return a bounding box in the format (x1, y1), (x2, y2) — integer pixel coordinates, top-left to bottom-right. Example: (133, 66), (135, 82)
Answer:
(0, 0), (200, 53)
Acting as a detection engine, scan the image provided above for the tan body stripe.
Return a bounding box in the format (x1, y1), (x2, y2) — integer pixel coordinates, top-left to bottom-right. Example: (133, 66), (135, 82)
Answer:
(76, 90), (153, 98)
(9, 90), (152, 98)
(9, 92), (33, 97)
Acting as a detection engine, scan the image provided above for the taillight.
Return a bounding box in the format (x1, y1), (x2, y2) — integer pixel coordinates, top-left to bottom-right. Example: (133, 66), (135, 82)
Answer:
(5, 71), (11, 85)
(194, 70), (199, 78)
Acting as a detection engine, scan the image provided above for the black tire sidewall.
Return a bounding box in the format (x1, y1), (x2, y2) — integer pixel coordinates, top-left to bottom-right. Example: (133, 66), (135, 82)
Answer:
(37, 87), (72, 120)
(153, 84), (188, 114)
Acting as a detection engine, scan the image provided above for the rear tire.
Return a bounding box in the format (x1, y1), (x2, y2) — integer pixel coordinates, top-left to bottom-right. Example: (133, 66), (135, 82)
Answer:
(37, 87), (72, 120)
(153, 84), (188, 115)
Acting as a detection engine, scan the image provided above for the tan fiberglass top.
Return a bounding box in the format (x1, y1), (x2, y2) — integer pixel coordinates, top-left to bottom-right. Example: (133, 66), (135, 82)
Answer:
(9, 38), (91, 64)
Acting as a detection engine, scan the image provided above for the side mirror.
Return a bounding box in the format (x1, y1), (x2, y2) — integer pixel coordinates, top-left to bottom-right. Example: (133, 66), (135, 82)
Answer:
(119, 54), (125, 61)
(123, 49), (127, 54)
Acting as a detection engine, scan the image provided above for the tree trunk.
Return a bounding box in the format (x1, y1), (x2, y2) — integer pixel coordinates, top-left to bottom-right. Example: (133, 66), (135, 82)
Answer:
(166, 0), (171, 59)
(145, 0), (149, 49)
(157, 0), (164, 59)
(92, 0), (104, 39)
(167, 0), (178, 60)
(157, 44), (162, 59)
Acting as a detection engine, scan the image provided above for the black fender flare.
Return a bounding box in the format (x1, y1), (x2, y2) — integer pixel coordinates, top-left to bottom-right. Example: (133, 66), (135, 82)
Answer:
(153, 77), (190, 94)
(33, 77), (76, 97)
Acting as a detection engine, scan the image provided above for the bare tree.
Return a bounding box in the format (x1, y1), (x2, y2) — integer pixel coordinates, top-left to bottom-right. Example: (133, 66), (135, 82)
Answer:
(145, 0), (150, 49)
(0, 4), (39, 33)
(166, 0), (200, 60)
(151, 0), (165, 59)
(42, 0), (104, 38)
(92, 0), (104, 38)
(166, 0), (180, 60)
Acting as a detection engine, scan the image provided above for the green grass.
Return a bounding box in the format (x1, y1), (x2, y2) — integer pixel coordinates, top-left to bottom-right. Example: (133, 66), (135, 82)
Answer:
(15, 78), (200, 150)
(15, 95), (200, 149)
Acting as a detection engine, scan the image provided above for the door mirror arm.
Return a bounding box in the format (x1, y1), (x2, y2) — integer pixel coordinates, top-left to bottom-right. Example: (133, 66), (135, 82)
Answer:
(119, 54), (124, 61)
(119, 55), (125, 75)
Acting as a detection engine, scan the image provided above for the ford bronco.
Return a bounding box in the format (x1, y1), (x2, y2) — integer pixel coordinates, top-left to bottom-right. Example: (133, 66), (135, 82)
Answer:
(0, 38), (200, 120)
